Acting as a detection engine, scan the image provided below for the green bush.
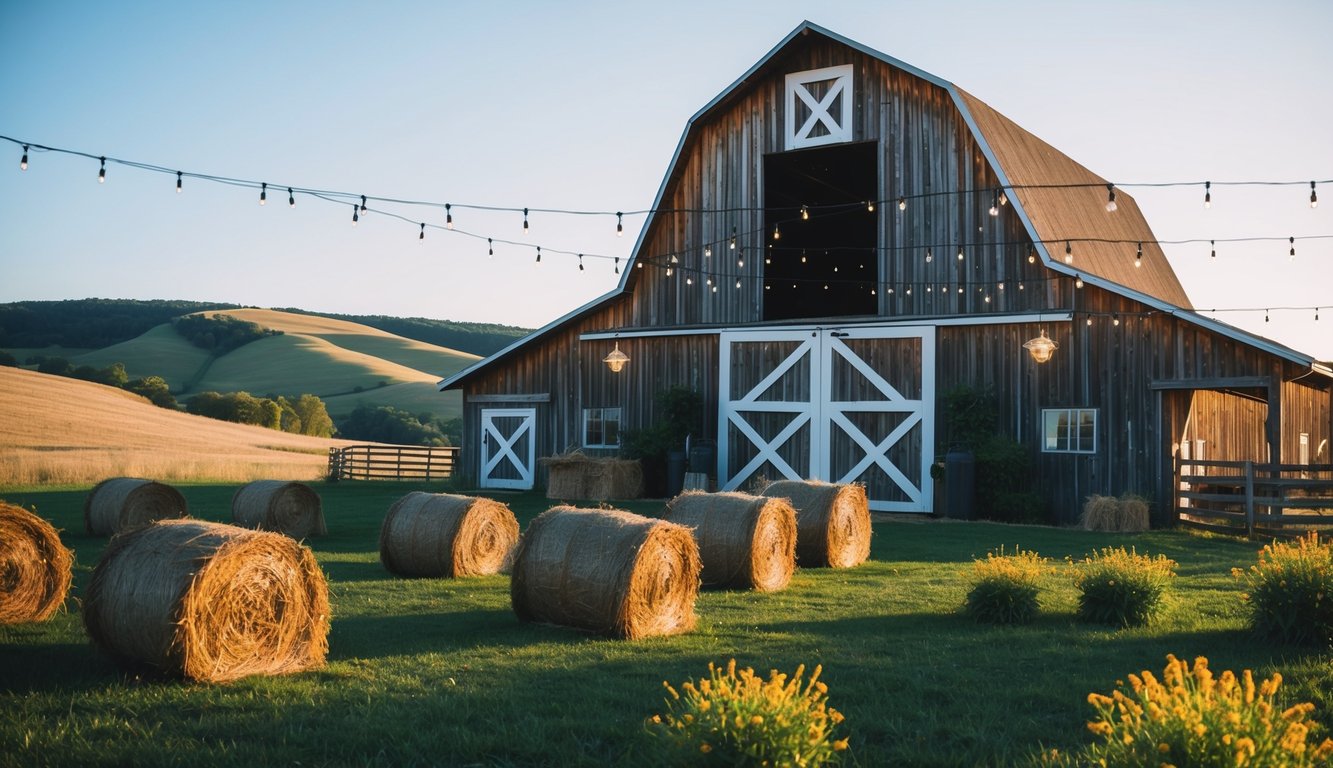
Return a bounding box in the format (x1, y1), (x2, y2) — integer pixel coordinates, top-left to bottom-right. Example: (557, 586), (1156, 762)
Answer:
(1234, 533), (1333, 647)
(647, 659), (848, 767)
(1074, 546), (1176, 627)
(963, 548), (1048, 625)
(1080, 654), (1333, 767)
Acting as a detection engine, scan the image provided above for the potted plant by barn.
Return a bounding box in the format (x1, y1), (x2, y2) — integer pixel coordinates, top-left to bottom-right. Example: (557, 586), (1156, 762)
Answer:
(622, 386), (703, 498)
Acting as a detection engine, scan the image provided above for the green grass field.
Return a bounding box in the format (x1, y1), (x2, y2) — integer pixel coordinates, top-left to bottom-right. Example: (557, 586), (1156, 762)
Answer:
(3, 484), (1331, 767)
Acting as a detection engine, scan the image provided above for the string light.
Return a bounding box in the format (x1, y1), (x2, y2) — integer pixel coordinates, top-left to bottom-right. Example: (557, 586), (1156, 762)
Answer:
(730, 227), (736, 249)
(999, 189), (1008, 206)
(359, 195), (367, 213)
(801, 205), (809, 220)
(288, 187), (295, 207)
(1075, 275), (1084, 288)
(535, 246), (541, 264)
(351, 204), (359, 226)
(1204, 180), (1212, 208)
(1210, 240), (1216, 259)
(1064, 241), (1073, 264)
(956, 245), (964, 261)
(1134, 242), (1142, 268)
(523, 207), (529, 234)
(616, 211), (623, 236)
(735, 278), (741, 289)
(989, 194), (999, 216)
(1289, 236), (1296, 260)
(1113, 313), (1121, 326)
(1027, 246), (1035, 264)
(259, 182), (267, 206)
(737, 252), (744, 268)
(925, 249), (933, 263)
(488, 238), (494, 257)
(867, 200), (875, 212)
(579, 253), (584, 271)
(614, 257), (619, 274)
(1105, 183), (1117, 212)
(897, 196), (906, 211)
(773, 224), (781, 240)
(1265, 309), (1270, 323)
(686, 274), (693, 285)
(419, 222), (425, 241)
(176, 171), (182, 193)
(1312, 181), (1319, 209)
(1086, 316), (1093, 326)
(446, 203), (453, 229)
(19, 144), (28, 171)
(98, 156), (106, 183)
(704, 246), (712, 258)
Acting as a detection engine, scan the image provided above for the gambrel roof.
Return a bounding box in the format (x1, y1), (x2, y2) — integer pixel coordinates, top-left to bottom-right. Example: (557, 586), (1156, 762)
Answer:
(442, 21), (1328, 391)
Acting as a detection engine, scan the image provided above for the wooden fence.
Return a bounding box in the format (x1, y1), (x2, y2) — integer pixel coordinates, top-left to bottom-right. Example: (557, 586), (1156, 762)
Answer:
(1175, 459), (1333, 538)
(327, 444), (459, 481)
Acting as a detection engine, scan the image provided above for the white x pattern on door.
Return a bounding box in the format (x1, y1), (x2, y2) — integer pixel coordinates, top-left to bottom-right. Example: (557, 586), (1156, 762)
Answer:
(480, 408), (536, 490)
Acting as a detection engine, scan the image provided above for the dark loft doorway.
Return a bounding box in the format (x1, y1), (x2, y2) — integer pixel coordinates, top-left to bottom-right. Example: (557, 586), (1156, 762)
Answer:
(763, 141), (879, 321)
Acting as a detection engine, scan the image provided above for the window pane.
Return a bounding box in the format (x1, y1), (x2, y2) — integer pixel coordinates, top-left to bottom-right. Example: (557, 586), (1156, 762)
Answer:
(1044, 411), (1061, 450)
(585, 409), (603, 446)
(1077, 410), (1095, 451)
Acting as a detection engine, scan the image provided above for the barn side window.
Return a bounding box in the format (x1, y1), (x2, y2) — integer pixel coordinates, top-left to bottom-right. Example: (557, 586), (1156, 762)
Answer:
(1042, 408), (1097, 453)
(583, 407), (621, 448)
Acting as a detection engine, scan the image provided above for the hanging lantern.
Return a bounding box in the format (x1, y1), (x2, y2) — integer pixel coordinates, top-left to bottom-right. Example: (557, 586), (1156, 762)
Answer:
(1022, 329), (1058, 364)
(603, 341), (630, 373)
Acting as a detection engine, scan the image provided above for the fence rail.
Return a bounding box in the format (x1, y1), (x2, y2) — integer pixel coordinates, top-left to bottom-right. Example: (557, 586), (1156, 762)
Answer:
(328, 444), (459, 481)
(1175, 459), (1333, 538)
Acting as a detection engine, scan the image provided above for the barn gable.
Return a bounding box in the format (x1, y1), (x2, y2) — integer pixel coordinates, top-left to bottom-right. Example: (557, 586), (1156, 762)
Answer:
(441, 21), (1332, 520)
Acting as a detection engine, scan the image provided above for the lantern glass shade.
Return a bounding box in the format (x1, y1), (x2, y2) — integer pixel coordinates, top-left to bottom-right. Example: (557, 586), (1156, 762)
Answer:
(603, 342), (630, 373)
(1022, 330), (1058, 364)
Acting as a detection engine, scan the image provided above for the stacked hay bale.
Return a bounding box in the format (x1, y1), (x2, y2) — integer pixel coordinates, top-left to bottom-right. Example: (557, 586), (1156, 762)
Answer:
(541, 452), (643, 500)
(231, 481), (326, 539)
(83, 519), (329, 682)
(510, 506), (700, 639)
(1081, 494), (1150, 532)
(760, 480), (871, 568)
(84, 478), (188, 536)
(379, 492), (520, 577)
(0, 501), (73, 624)
(663, 491), (796, 592)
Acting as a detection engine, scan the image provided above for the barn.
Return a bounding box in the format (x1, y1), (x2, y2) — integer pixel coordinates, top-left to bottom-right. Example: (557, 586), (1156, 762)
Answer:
(440, 21), (1332, 524)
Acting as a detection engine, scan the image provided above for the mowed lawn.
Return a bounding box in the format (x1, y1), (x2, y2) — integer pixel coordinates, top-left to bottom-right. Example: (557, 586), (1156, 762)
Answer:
(3, 482), (1331, 767)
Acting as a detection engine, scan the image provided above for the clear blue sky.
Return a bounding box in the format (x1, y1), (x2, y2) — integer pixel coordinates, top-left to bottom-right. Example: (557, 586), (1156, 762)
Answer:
(2, 1), (1329, 359)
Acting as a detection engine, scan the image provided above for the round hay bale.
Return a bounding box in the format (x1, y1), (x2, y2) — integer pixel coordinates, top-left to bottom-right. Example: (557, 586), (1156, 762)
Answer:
(510, 506), (700, 639)
(379, 492), (520, 577)
(0, 501), (73, 624)
(83, 519), (330, 683)
(760, 480), (871, 568)
(663, 491), (796, 592)
(84, 478), (188, 536)
(231, 481), (326, 539)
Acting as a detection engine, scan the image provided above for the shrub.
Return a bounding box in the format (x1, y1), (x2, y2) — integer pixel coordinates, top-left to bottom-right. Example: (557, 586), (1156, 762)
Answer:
(1074, 547), (1176, 627)
(1081, 494), (1150, 532)
(1234, 533), (1333, 647)
(1081, 654), (1333, 767)
(647, 659), (848, 767)
(963, 547), (1048, 625)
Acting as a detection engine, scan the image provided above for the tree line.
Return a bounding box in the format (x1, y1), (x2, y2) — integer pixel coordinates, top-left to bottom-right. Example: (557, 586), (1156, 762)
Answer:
(171, 313), (280, 354)
(186, 392), (334, 437)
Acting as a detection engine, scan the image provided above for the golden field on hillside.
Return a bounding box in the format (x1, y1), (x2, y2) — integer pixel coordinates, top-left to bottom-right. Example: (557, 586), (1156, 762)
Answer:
(0, 367), (365, 488)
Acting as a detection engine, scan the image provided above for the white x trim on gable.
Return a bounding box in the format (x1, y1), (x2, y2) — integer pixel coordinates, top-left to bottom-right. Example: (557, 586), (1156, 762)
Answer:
(784, 64), (854, 150)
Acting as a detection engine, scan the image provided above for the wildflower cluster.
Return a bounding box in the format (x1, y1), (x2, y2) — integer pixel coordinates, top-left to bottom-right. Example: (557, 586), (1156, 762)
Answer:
(1083, 654), (1333, 767)
(963, 547), (1049, 625)
(647, 659), (848, 767)
(1074, 546), (1176, 627)
(1234, 533), (1333, 647)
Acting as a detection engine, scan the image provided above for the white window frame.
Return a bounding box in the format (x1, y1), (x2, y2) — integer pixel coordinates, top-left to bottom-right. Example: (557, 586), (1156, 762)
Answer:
(784, 64), (854, 150)
(1041, 408), (1098, 454)
(582, 407), (622, 448)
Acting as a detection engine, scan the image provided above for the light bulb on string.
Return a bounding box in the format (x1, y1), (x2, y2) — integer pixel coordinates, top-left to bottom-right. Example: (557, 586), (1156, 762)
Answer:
(176, 171), (182, 193)
(867, 200), (875, 212)
(1311, 182), (1319, 209)
(488, 238), (494, 258)
(999, 189), (1007, 206)
(1316, 307), (1321, 322)
(616, 211), (623, 237)
(288, 187), (295, 207)
(989, 194), (999, 216)
(359, 195), (367, 213)
(1065, 241), (1073, 264)
(579, 254), (584, 271)
(1105, 184), (1117, 212)
(1204, 181), (1211, 208)
(535, 246), (541, 264)
(1087, 316), (1093, 326)
(351, 204), (359, 226)
(446, 204), (453, 229)
(897, 197), (906, 212)
(1113, 313), (1121, 327)
(957, 245), (964, 261)
(523, 207), (529, 234)
(686, 275), (693, 285)
(614, 257), (620, 274)
(1210, 240), (1216, 259)
(1027, 246), (1035, 264)
(704, 246), (712, 258)
(773, 224), (781, 241)
(1134, 242), (1142, 268)
(419, 223), (425, 242)
(801, 205), (809, 221)
(19, 145), (28, 171)
(729, 228), (736, 250)
(737, 252), (744, 268)
(735, 279), (741, 289)
(1075, 275), (1084, 289)
(259, 182), (267, 206)
(98, 156), (106, 183)
(1265, 309), (1270, 323)
(1290, 236), (1296, 260)
(925, 249), (933, 263)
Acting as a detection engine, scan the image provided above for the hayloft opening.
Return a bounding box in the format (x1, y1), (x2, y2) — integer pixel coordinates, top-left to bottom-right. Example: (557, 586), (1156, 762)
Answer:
(763, 141), (879, 321)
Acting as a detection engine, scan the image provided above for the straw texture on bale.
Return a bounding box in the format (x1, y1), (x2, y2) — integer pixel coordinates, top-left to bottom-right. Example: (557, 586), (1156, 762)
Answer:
(379, 492), (520, 577)
(0, 502), (73, 624)
(510, 506), (700, 639)
(760, 480), (871, 568)
(83, 519), (329, 683)
(663, 491), (796, 592)
(84, 477), (188, 536)
(1081, 494), (1150, 532)
(540, 451), (643, 500)
(231, 480), (326, 538)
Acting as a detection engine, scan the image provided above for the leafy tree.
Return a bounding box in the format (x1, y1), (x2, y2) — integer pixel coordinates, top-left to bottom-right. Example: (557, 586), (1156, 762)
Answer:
(336, 404), (449, 446)
(37, 357), (73, 376)
(261, 399), (283, 430)
(125, 376), (177, 409)
(171, 313), (279, 354)
(292, 394), (335, 437)
(0, 299), (238, 349)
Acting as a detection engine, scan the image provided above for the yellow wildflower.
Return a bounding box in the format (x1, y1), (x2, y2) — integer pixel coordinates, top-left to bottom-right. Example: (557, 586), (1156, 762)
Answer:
(699, 743), (711, 754)
(1158, 742), (1171, 753)
(833, 739), (849, 752)
(750, 715), (764, 725)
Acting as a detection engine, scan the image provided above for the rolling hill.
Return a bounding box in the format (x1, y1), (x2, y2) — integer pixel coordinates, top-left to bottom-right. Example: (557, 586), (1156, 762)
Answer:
(64, 308), (480, 421)
(0, 366), (364, 487)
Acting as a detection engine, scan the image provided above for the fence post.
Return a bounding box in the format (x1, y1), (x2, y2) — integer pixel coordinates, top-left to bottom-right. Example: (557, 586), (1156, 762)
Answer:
(1244, 460), (1255, 538)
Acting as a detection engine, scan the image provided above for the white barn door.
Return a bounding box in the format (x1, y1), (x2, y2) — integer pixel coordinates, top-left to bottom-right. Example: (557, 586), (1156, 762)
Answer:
(480, 408), (536, 490)
(719, 327), (934, 513)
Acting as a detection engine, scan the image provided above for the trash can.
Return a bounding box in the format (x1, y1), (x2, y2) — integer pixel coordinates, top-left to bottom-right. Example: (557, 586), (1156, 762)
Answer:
(688, 439), (716, 476)
(945, 447), (975, 520)
(666, 450), (687, 497)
